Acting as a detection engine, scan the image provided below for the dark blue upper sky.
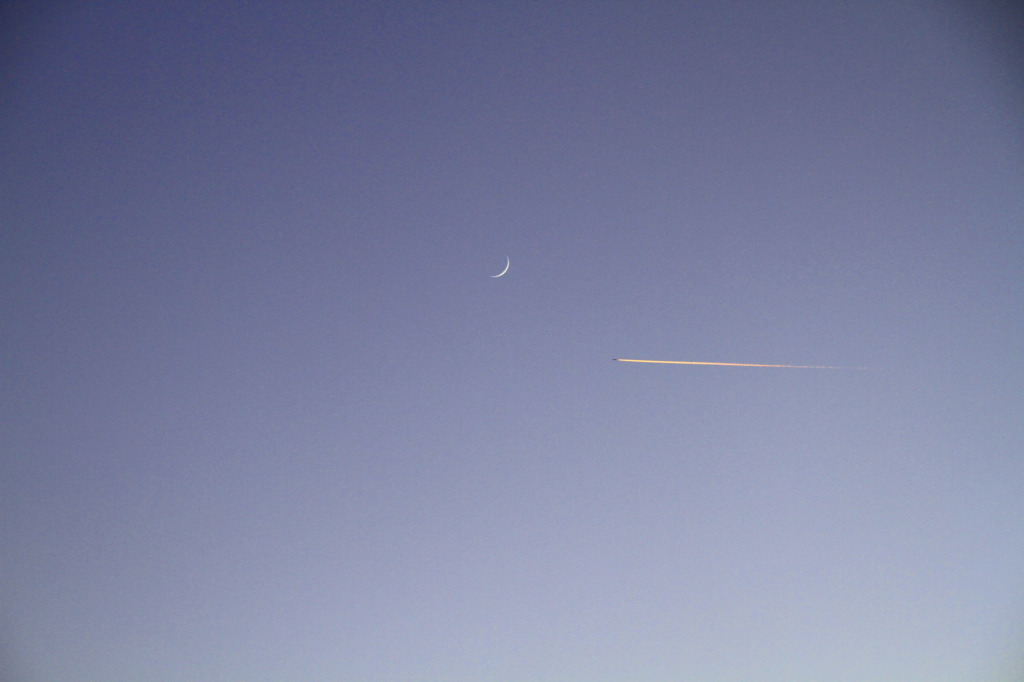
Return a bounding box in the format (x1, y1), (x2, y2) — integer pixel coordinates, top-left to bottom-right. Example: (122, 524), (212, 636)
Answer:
(3, 2), (1023, 680)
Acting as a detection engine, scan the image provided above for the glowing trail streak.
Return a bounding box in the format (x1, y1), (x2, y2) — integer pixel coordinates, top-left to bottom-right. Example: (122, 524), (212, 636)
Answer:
(614, 359), (845, 369)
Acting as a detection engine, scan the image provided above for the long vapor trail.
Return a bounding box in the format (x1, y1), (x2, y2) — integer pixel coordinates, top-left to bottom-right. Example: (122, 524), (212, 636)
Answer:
(614, 359), (847, 369)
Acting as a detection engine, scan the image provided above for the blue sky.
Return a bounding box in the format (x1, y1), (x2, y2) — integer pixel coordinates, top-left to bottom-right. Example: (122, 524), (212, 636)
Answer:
(2, 2), (1023, 680)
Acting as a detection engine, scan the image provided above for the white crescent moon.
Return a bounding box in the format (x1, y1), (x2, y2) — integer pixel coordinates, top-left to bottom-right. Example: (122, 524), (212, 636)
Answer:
(490, 256), (510, 278)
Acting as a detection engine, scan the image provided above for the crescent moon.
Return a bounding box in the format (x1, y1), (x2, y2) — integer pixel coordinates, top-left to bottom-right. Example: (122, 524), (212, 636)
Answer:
(490, 256), (510, 278)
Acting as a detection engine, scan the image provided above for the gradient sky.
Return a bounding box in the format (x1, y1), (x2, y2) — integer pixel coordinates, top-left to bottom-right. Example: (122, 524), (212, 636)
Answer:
(2, 2), (1023, 680)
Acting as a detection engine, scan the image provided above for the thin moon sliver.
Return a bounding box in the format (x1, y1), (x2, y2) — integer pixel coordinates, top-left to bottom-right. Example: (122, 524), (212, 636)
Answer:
(491, 254), (512, 276)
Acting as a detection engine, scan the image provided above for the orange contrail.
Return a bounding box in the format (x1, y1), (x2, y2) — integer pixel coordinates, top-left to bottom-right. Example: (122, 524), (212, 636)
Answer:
(614, 359), (845, 369)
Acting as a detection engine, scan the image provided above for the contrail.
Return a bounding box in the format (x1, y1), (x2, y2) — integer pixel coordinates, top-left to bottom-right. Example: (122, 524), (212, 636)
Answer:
(614, 359), (846, 369)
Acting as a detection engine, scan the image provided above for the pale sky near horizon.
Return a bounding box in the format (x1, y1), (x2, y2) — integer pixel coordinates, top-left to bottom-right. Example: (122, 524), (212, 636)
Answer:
(2, 2), (1024, 680)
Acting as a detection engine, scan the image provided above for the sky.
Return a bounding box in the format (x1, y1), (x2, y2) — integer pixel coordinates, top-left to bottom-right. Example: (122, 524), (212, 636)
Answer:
(2, 2), (1023, 680)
